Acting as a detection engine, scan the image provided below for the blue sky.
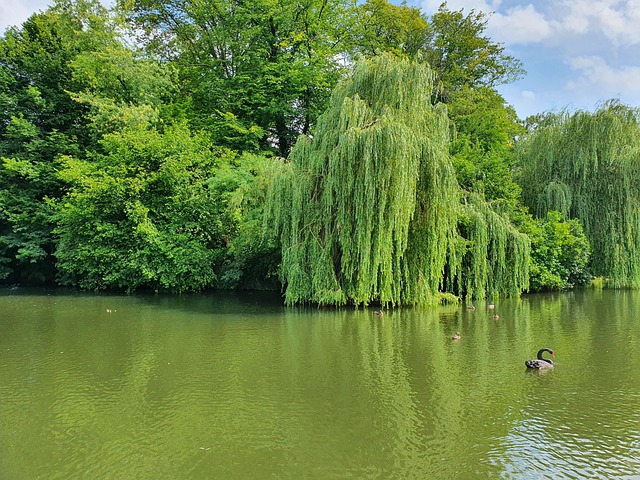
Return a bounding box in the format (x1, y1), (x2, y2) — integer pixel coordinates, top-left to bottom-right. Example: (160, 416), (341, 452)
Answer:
(3, 0), (640, 120)
(416, 0), (640, 119)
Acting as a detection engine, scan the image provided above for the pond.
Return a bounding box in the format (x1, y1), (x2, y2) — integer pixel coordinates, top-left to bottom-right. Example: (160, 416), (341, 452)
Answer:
(1, 288), (639, 479)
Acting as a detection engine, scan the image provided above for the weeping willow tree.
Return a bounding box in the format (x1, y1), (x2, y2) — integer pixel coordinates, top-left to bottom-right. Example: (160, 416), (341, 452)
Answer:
(517, 102), (640, 288)
(445, 193), (530, 300)
(265, 54), (529, 306)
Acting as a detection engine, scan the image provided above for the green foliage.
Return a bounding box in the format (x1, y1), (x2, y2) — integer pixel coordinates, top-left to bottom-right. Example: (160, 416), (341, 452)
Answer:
(265, 54), (529, 306)
(265, 54), (455, 306)
(448, 87), (523, 210)
(425, 3), (525, 103)
(350, 0), (430, 57)
(0, 0), (118, 145)
(69, 45), (178, 145)
(0, 0), (600, 299)
(449, 87), (522, 151)
(519, 211), (591, 291)
(441, 87), (529, 301)
(448, 193), (530, 300)
(0, 0), (127, 283)
(424, 13), (525, 222)
(0, 114), (80, 282)
(71, 46), (176, 108)
(121, 0), (346, 156)
(216, 156), (281, 290)
(439, 292), (460, 305)
(516, 102), (640, 288)
(0, 155), (58, 282)
(54, 121), (236, 292)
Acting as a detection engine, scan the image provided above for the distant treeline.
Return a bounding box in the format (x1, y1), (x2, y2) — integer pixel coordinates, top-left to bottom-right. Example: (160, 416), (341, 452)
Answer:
(1, 0), (639, 306)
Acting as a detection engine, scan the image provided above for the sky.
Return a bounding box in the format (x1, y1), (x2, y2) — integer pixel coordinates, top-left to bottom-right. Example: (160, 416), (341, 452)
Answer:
(2, 0), (640, 120)
(417, 0), (640, 119)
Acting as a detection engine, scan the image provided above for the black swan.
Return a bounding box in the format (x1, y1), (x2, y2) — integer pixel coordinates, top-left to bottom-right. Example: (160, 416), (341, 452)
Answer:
(525, 348), (555, 369)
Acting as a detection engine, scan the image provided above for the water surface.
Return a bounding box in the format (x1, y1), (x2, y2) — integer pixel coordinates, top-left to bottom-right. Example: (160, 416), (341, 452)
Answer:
(1, 289), (639, 478)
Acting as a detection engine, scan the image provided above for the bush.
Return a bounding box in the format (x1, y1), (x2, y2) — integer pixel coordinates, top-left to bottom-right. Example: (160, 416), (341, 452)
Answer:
(520, 211), (591, 291)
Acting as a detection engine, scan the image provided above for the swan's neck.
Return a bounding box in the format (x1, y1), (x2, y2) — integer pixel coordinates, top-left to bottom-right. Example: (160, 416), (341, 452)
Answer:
(537, 350), (553, 364)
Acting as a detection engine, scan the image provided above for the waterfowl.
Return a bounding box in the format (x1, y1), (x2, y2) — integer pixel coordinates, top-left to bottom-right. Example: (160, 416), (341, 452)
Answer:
(452, 332), (461, 340)
(525, 348), (555, 369)
(492, 314), (500, 319)
(374, 310), (384, 317)
(487, 304), (495, 309)
(466, 305), (476, 310)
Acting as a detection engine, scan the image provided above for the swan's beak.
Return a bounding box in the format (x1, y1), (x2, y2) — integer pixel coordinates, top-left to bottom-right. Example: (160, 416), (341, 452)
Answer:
(552, 353), (555, 357)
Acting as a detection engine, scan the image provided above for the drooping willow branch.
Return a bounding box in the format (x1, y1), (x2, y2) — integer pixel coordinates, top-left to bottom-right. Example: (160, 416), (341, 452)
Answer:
(265, 54), (529, 306)
(516, 102), (640, 287)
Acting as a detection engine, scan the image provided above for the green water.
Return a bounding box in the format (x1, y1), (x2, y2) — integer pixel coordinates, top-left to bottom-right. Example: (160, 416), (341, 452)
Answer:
(1, 289), (639, 479)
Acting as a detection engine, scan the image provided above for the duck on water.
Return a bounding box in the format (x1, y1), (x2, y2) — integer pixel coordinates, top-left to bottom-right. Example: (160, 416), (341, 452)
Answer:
(525, 348), (555, 369)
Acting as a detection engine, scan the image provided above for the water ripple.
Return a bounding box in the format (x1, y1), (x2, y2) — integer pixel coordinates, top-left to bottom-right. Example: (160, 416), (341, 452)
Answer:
(2, 290), (640, 479)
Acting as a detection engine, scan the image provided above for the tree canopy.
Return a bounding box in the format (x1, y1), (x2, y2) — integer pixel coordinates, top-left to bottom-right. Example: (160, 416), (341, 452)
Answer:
(264, 54), (529, 306)
(0, 0), (622, 302)
(0, 0), (119, 283)
(119, 0), (348, 156)
(425, 3), (524, 103)
(517, 103), (640, 288)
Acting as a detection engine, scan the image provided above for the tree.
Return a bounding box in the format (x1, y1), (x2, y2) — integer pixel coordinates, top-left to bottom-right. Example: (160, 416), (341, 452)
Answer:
(449, 192), (529, 300)
(348, 0), (429, 57)
(215, 155), (280, 290)
(264, 54), (457, 306)
(516, 102), (640, 288)
(519, 211), (591, 291)
(120, 0), (347, 156)
(54, 117), (255, 292)
(425, 3), (524, 103)
(0, 117), (75, 282)
(264, 54), (529, 306)
(448, 86), (524, 210)
(0, 0), (118, 143)
(0, 0), (118, 282)
(421, 4), (526, 223)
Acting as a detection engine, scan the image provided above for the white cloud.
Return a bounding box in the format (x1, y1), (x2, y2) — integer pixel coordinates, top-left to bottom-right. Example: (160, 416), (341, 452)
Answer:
(566, 56), (640, 95)
(558, 0), (640, 46)
(417, 0), (640, 116)
(0, 0), (51, 32)
(420, 1), (552, 45)
(422, 0), (640, 47)
(489, 4), (552, 44)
